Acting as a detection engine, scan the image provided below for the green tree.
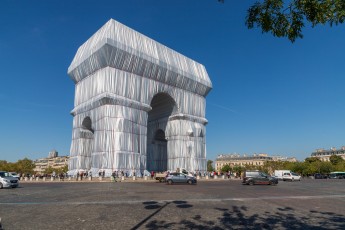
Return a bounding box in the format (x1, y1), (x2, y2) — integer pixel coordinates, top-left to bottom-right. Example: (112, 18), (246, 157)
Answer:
(329, 155), (344, 165)
(304, 157), (321, 164)
(221, 164), (232, 173)
(0, 160), (9, 171)
(207, 160), (214, 172)
(233, 165), (244, 177)
(219, 0), (345, 42)
(44, 166), (55, 175)
(16, 158), (35, 175)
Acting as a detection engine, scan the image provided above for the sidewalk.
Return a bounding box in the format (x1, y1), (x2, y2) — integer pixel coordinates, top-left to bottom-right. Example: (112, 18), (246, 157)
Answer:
(19, 176), (241, 183)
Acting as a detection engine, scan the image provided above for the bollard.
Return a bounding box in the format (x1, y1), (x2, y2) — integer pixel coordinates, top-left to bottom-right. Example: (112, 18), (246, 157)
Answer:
(88, 177), (92, 181)
(214, 175), (218, 179)
(51, 177), (54, 181)
(36, 177), (39, 181)
(30, 177), (33, 181)
(222, 175), (225, 179)
(197, 175), (200, 180)
(99, 177), (103, 181)
(206, 175), (209, 180)
(133, 176), (136, 181)
(43, 177), (46, 181)
(121, 176), (125, 181)
(68, 177), (71, 181)
(144, 176), (148, 180)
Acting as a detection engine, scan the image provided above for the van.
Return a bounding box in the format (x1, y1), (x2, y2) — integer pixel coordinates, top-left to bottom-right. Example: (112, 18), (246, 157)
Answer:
(242, 170), (278, 185)
(274, 170), (291, 180)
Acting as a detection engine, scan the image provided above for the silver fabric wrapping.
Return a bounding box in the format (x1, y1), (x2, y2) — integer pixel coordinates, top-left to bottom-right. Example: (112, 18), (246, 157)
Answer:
(68, 19), (212, 177)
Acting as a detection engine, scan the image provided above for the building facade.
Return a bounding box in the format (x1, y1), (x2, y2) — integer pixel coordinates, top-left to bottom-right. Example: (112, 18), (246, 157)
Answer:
(311, 146), (345, 161)
(215, 153), (297, 172)
(68, 19), (212, 176)
(34, 150), (69, 175)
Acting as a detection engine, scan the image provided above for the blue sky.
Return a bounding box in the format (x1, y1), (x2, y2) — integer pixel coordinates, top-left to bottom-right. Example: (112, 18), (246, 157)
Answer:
(1, 0), (344, 162)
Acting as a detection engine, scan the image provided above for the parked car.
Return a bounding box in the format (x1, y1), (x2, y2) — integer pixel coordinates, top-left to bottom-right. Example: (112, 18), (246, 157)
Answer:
(242, 170), (278, 185)
(9, 172), (20, 180)
(0, 171), (19, 189)
(282, 172), (301, 181)
(314, 173), (328, 179)
(166, 173), (197, 185)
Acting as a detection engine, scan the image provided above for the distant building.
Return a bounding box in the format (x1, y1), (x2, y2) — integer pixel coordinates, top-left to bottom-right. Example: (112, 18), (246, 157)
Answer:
(270, 155), (298, 162)
(311, 146), (345, 161)
(215, 153), (272, 171)
(34, 150), (69, 174)
(215, 153), (297, 172)
(48, 149), (58, 158)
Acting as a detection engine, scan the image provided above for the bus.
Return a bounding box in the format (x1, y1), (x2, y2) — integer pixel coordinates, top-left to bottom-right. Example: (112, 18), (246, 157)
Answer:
(329, 172), (345, 179)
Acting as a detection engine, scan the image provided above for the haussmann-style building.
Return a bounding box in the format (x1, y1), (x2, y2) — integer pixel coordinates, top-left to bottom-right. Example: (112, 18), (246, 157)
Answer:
(67, 19), (212, 177)
(311, 146), (345, 161)
(34, 150), (69, 175)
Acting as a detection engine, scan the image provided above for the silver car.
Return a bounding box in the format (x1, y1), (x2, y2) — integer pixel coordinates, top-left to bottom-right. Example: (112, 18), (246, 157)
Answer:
(166, 173), (197, 185)
(0, 171), (19, 189)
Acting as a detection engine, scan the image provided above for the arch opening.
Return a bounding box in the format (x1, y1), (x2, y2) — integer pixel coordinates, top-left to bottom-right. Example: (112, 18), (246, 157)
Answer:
(147, 93), (176, 172)
(82, 117), (94, 133)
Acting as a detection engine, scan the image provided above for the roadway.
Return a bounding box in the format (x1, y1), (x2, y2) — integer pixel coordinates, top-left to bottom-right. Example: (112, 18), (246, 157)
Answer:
(0, 179), (344, 229)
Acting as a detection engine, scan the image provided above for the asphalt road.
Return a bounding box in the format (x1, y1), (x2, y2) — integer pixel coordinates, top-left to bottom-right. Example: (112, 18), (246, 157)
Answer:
(0, 179), (344, 229)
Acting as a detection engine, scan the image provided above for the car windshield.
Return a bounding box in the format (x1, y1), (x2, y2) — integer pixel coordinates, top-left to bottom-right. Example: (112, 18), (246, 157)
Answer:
(292, 173), (298, 176)
(0, 172), (11, 177)
(260, 172), (268, 177)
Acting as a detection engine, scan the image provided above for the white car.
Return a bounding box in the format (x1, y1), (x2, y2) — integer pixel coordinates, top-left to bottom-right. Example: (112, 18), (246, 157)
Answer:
(9, 172), (20, 180)
(0, 171), (19, 189)
(282, 172), (301, 181)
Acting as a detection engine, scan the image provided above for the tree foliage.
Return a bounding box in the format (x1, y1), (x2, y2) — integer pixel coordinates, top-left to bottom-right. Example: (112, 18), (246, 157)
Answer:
(207, 160), (215, 172)
(219, 0), (345, 42)
(0, 158), (35, 175)
(329, 154), (344, 165)
(221, 164), (232, 172)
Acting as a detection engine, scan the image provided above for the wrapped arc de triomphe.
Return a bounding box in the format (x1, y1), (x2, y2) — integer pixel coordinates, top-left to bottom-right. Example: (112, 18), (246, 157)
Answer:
(67, 19), (212, 177)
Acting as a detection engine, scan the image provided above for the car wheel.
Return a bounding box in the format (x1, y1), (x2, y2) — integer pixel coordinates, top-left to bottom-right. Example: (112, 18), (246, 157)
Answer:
(187, 180), (192, 185)
(167, 180), (173, 185)
(0, 183), (3, 189)
(249, 181), (254, 185)
(160, 178), (165, 183)
(292, 178), (294, 182)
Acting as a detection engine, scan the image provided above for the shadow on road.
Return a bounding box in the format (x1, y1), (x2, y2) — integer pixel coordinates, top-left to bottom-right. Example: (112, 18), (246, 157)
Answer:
(136, 202), (345, 229)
